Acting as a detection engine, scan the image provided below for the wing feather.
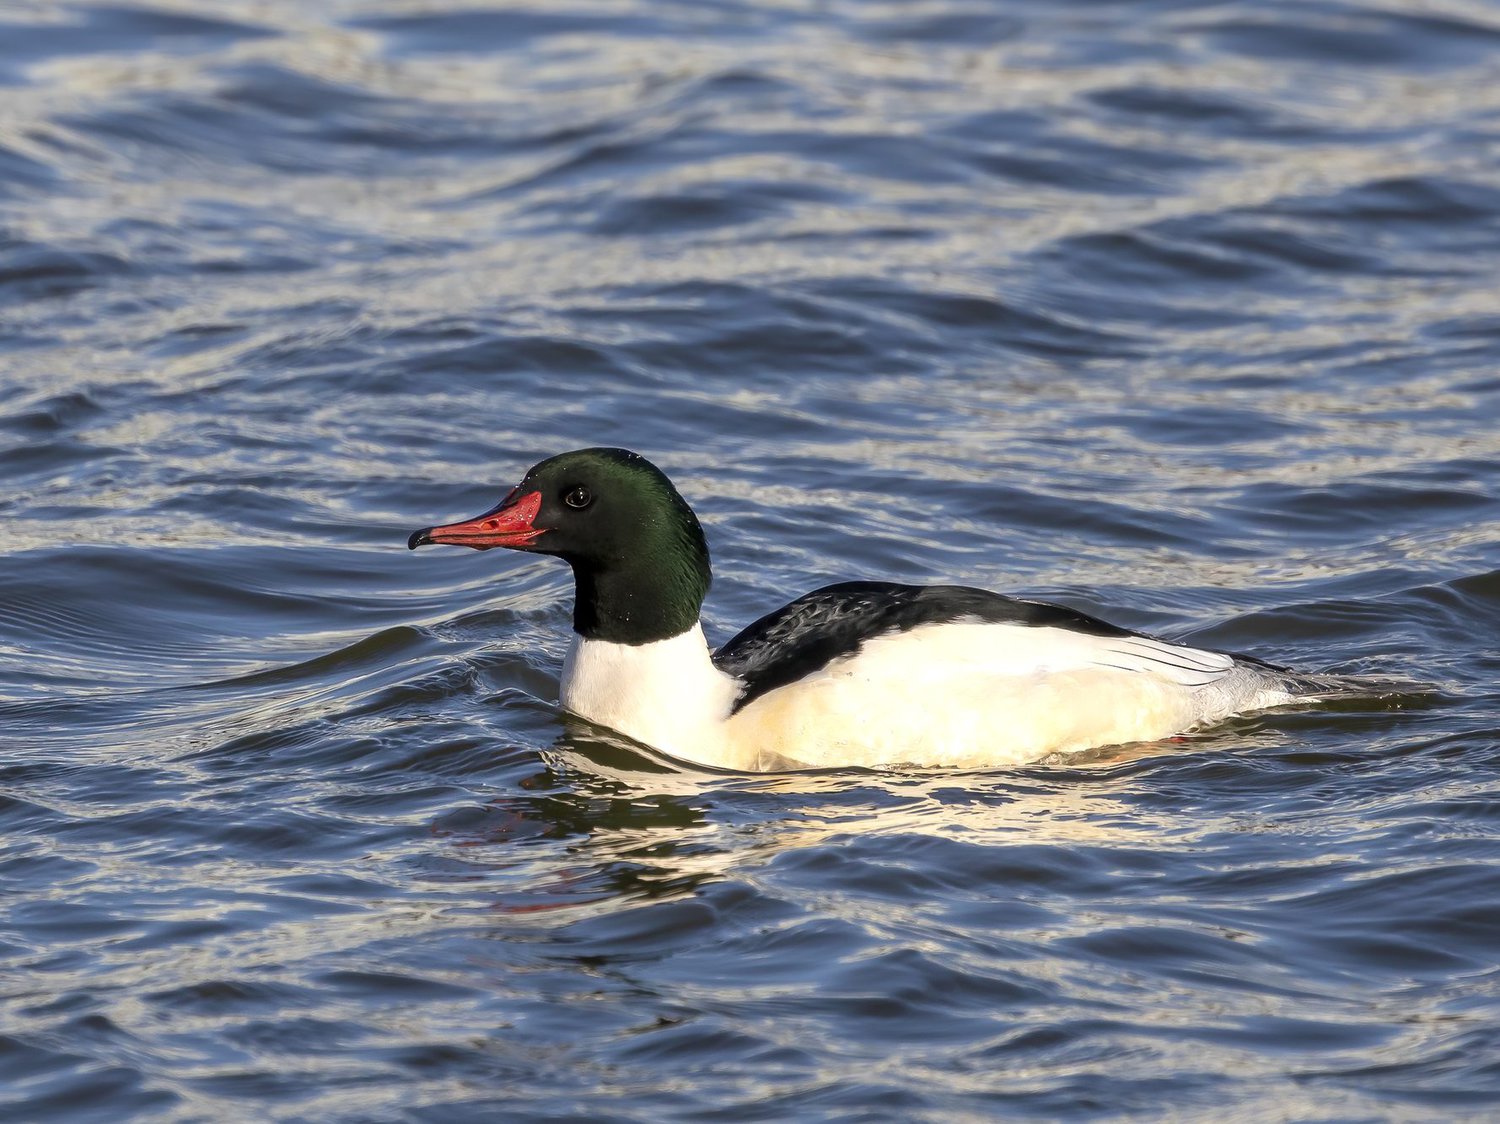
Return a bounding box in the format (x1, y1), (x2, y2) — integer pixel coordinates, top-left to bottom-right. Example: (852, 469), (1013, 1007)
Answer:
(714, 581), (1243, 711)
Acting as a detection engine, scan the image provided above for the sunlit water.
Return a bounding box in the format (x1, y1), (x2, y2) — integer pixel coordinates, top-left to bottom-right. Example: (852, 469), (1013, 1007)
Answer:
(3, 1), (1500, 1119)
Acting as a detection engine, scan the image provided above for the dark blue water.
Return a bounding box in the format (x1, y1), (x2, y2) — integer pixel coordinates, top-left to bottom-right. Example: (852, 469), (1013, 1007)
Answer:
(4, 1), (1500, 1119)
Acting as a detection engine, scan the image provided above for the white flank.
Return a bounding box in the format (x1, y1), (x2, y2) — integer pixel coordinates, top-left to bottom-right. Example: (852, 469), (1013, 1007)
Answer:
(559, 619), (1302, 771)
(728, 622), (1296, 769)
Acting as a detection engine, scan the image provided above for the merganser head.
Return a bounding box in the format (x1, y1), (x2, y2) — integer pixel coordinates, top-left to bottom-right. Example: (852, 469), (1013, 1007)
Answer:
(408, 447), (711, 644)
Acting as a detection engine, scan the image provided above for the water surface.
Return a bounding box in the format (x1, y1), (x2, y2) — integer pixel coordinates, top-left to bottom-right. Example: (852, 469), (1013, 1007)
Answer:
(3, 1), (1500, 1119)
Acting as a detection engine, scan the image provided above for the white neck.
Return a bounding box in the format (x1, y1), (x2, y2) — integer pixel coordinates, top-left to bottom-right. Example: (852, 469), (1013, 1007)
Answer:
(559, 623), (744, 768)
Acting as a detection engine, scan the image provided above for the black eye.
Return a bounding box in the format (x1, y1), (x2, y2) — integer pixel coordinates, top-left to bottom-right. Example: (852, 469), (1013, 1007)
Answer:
(563, 485), (592, 509)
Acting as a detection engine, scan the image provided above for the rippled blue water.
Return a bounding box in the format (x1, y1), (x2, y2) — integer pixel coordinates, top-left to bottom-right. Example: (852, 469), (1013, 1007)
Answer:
(4, 1), (1500, 1119)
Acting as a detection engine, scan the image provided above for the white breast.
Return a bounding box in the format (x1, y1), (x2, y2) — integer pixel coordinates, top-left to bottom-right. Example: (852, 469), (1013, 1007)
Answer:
(559, 625), (749, 768)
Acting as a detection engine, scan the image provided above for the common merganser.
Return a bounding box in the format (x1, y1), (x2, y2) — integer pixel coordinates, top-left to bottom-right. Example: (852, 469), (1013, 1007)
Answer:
(409, 447), (1367, 771)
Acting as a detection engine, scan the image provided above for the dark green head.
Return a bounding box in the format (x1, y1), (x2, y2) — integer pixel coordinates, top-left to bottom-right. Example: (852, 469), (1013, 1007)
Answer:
(409, 448), (711, 644)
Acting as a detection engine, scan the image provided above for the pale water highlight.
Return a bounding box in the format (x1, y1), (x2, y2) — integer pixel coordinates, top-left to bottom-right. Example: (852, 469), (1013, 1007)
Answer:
(3, 1), (1500, 1119)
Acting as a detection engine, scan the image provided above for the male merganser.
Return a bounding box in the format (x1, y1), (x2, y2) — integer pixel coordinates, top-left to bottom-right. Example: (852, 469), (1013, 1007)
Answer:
(409, 447), (1364, 771)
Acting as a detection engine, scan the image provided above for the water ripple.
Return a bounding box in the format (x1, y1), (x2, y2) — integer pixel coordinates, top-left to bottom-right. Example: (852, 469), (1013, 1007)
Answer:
(3, 0), (1500, 1120)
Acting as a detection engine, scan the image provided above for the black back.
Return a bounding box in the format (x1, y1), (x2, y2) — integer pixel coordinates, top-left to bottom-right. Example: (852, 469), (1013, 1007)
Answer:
(714, 580), (1141, 713)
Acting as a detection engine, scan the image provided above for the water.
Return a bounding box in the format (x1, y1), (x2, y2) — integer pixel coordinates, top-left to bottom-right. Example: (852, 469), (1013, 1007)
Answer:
(3, 0), (1500, 1118)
